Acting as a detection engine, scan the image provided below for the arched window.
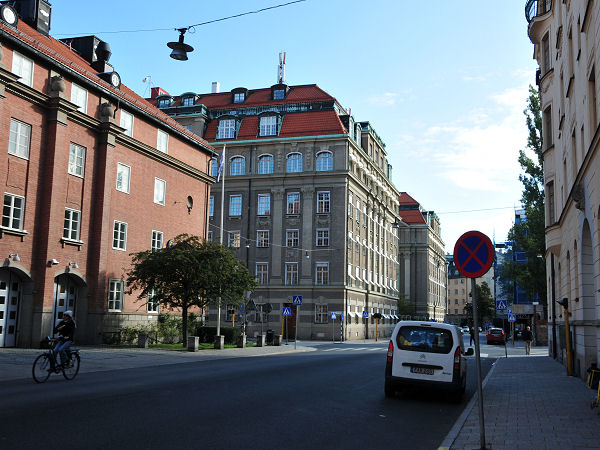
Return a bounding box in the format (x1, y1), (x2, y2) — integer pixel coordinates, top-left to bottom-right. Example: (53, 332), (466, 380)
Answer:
(209, 158), (218, 177)
(316, 151), (333, 171)
(286, 152), (302, 173)
(230, 156), (245, 176)
(258, 154), (274, 174)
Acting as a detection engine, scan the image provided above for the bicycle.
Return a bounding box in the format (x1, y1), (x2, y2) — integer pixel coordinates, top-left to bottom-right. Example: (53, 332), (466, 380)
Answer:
(32, 336), (80, 383)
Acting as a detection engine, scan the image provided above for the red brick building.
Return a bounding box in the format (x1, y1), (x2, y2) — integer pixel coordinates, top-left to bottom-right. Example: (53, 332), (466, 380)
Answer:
(0, 3), (214, 347)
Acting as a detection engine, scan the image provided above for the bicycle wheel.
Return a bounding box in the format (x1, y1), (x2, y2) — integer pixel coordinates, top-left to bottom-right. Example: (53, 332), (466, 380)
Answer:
(62, 352), (80, 380)
(32, 354), (52, 383)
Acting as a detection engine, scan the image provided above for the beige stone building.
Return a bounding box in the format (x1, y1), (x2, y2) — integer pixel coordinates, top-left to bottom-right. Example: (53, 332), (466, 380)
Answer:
(527, 0), (599, 377)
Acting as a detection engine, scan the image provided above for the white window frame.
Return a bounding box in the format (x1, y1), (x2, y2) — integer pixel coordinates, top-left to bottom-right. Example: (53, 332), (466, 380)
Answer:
(286, 152), (302, 173)
(112, 220), (128, 251)
(147, 289), (159, 313)
(63, 208), (81, 241)
(68, 143), (86, 178)
(154, 178), (166, 206)
(314, 304), (328, 324)
(151, 230), (163, 250)
(317, 191), (330, 214)
(257, 194), (271, 216)
(273, 89), (285, 100)
(256, 230), (270, 248)
(157, 129), (169, 154)
(257, 154), (274, 174)
(120, 110), (134, 137)
(182, 96), (194, 106)
(228, 231), (241, 248)
(116, 163), (131, 193)
(70, 83), (88, 113)
(316, 228), (329, 247)
(217, 119), (236, 139)
(259, 115), (277, 136)
(287, 192), (300, 215)
(285, 262), (299, 285)
(286, 229), (299, 247)
(209, 195), (215, 217)
(315, 262), (329, 285)
(230, 156), (245, 176)
(12, 51), (33, 87)
(210, 158), (218, 177)
(2, 193), (25, 231)
(229, 194), (242, 216)
(108, 279), (124, 312)
(316, 151), (333, 171)
(8, 119), (31, 159)
(256, 262), (269, 285)
(233, 92), (245, 103)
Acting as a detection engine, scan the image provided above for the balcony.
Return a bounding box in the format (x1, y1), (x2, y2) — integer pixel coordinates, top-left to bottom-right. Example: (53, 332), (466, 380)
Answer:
(526, 0), (552, 23)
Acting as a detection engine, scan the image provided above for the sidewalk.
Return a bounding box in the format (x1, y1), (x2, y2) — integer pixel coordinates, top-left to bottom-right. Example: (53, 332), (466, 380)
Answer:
(441, 352), (600, 450)
(0, 342), (317, 382)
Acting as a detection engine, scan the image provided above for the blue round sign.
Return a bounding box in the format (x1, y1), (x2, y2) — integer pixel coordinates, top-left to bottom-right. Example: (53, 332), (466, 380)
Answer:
(453, 231), (494, 278)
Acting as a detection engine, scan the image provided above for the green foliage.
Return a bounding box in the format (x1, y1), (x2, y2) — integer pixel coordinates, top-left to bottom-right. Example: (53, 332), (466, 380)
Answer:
(194, 325), (241, 345)
(501, 85), (547, 306)
(126, 234), (257, 344)
(464, 282), (495, 322)
(396, 295), (415, 316)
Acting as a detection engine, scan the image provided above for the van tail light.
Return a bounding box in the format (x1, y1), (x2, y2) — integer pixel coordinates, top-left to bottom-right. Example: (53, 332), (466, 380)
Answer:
(387, 340), (394, 363)
(454, 346), (461, 371)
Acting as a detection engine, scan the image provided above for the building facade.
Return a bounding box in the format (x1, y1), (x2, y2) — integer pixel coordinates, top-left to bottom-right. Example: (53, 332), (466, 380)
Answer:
(151, 80), (403, 340)
(396, 193), (447, 322)
(527, 0), (599, 377)
(0, 4), (214, 347)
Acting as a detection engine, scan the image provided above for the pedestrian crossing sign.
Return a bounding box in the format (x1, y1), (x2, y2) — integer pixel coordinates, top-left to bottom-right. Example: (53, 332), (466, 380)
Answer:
(282, 307), (292, 317)
(331, 312), (337, 320)
(495, 300), (507, 311)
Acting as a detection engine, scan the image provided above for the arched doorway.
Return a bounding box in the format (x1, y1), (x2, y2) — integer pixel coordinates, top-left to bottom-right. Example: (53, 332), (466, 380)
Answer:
(0, 268), (22, 347)
(52, 274), (82, 332)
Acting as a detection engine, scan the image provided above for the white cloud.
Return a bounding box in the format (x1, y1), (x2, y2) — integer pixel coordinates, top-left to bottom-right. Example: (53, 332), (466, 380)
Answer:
(367, 92), (399, 106)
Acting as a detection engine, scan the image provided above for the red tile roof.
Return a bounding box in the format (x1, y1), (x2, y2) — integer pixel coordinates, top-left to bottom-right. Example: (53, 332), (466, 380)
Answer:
(399, 192), (419, 206)
(399, 210), (427, 225)
(0, 20), (213, 153)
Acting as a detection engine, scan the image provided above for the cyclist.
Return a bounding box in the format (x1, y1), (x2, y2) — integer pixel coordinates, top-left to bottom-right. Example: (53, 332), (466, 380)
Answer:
(53, 310), (75, 367)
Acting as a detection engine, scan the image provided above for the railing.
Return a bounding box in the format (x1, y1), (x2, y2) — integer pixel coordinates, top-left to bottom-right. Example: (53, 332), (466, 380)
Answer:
(526, 0), (552, 23)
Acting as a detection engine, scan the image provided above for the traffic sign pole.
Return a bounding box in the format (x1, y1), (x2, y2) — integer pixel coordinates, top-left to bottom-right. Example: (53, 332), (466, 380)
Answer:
(295, 305), (299, 350)
(472, 275), (486, 450)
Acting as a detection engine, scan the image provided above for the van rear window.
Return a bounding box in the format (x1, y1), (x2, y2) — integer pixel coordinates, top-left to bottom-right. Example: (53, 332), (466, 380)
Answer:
(396, 327), (453, 354)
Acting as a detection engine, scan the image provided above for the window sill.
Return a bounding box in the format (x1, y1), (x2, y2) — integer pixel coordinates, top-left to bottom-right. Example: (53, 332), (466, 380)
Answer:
(0, 227), (28, 241)
(61, 238), (84, 249)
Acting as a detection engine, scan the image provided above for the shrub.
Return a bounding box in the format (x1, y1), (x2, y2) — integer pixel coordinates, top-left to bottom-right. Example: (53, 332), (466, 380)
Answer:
(194, 325), (241, 344)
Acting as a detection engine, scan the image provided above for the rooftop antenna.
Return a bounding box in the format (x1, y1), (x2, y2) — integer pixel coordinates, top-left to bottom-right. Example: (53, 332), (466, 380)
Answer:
(142, 75), (152, 97)
(278, 51), (286, 84)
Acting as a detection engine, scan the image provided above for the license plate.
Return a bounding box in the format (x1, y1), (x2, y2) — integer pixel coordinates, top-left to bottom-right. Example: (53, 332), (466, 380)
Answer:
(410, 366), (434, 375)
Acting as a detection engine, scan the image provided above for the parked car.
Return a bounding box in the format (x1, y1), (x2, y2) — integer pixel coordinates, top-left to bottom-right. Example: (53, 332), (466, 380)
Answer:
(461, 326), (470, 334)
(385, 321), (474, 402)
(486, 328), (506, 344)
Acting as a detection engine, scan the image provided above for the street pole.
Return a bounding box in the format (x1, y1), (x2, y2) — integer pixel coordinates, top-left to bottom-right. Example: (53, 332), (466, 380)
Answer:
(472, 278), (486, 450)
(294, 305), (299, 350)
(216, 144), (226, 342)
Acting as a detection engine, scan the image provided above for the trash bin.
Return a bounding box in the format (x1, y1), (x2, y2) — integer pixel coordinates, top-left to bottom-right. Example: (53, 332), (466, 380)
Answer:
(266, 329), (274, 345)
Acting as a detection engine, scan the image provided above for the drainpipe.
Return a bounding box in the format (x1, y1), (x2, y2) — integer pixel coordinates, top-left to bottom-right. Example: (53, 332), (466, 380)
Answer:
(551, 253), (557, 359)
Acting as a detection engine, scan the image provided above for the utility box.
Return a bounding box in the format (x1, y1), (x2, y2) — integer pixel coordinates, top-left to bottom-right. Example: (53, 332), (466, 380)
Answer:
(187, 336), (199, 352)
(256, 334), (266, 347)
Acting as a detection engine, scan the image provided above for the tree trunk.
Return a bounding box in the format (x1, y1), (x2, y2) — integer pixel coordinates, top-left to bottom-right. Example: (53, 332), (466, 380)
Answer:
(182, 303), (188, 347)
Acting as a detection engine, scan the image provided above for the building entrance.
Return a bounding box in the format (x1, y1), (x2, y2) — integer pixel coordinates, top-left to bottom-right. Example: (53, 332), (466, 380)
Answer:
(0, 269), (21, 347)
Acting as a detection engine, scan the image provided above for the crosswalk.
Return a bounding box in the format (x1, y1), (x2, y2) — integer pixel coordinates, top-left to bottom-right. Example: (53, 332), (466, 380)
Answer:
(321, 347), (385, 352)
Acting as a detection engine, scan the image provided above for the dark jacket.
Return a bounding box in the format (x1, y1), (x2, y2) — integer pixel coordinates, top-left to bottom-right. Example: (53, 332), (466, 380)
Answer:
(54, 319), (75, 341)
(522, 329), (533, 341)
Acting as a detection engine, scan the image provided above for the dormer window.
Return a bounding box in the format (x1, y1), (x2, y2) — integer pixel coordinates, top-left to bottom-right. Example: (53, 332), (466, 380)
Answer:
(273, 89), (285, 100)
(157, 96), (172, 108)
(217, 118), (237, 139)
(233, 92), (245, 103)
(270, 83), (288, 100)
(259, 115), (278, 137)
(182, 96), (195, 106)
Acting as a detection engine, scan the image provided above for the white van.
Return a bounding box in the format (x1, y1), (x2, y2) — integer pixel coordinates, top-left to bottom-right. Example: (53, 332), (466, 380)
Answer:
(385, 321), (473, 401)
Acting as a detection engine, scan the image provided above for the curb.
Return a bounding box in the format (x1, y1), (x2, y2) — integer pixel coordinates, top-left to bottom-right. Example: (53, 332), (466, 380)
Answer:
(437, 358), (498, 450)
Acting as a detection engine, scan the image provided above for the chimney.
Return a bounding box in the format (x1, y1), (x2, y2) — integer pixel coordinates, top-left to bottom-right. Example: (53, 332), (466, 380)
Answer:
(211, 82), (220, 94)
(150, 87), (169, 99)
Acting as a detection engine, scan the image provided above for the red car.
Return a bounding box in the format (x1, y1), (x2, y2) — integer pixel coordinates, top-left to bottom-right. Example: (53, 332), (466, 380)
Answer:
(486, 328), (506, 344)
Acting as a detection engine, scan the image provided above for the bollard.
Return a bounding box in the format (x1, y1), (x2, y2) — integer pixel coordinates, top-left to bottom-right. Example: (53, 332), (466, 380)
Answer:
(187, 336), (199, 352)
(214, 334), (225, 350)
(137, 333), (148, 348)
(256, 334), (266, 347)
(273, 334), (283, 346)
(237, 334), (246, 348)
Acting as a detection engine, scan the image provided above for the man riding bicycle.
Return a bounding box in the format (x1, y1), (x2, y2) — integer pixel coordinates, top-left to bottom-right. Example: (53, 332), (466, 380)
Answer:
(53, 310), (75, 367)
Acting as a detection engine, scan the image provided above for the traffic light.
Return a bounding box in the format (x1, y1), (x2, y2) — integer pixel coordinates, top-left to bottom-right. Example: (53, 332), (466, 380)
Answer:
(556, 298), (569, 309)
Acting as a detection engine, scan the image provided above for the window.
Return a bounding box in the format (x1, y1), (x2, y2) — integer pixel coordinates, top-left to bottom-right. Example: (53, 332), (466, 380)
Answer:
(233, 92), (245, 103)
(547, 181), (555, 224)
(217, 119), (236, 139)
(286, 229), (299, 247)
(68, 143), (86, 177)
(207, 231), (213, 242)
(120, 111), (133, 137)
(315, 262), (329, 285)
(230, 156), (245, 176)
(287, 192), (300, 215)
(8, 119), (31, 159)
(259, 115), (277, 136)
(182, 96), (194, 106)
(543, 106), (553, 148)
(151, 230), (163, 250)
(257, 230), (270, 248)
(286, 153), (302, 173)
(116, 163), (131, 193)
(316, 151), (333, 171)
(157, 129), (168, 154)
(273, 89), (285, 100)
(147, 289), (159, 313)
(12, 51), (33, 87)
(63, 208), (81, 241)
(348, 192), (353, 216)
(2, 193), (24, 230)
(70, 83), (88, 113)
(209, 196), (215, 217)
(542, 33), (551, 75)
(157, 98), (171, 108)
(210, 158), (218, 177)
(112, 221), (127, 250)
(154, 178), (166, 205)
(258, 154), (274, 174)
(108, 279), (124, 312)
(316, 228), (329, 247)
(229, 195), (242, 216)
(317, 191), (330, 213)
(315, 304), (328, 324)
(228, 231), (240, 248)
(256, 263), (269, 285)
(257, 194), (270, 215)
(285, 263), (298, 285)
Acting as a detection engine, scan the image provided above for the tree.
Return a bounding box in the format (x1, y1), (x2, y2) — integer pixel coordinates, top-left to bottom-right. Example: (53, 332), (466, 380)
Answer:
(126, 234), (257, 345)
(464, 282), (495, 323)
(501, 85), (547, 307)
(396, 294), (416, 316)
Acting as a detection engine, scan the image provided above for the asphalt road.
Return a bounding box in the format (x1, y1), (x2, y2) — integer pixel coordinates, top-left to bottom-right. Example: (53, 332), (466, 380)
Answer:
(0, 343), (493, 450)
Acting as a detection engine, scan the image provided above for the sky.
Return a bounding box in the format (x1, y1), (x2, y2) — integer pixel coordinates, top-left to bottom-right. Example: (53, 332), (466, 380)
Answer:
(51, 0), (539, 252)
